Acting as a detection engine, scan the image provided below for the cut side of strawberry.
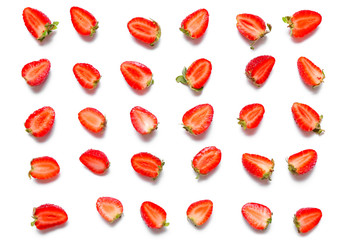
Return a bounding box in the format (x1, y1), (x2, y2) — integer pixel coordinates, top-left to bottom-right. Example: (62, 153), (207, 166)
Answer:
(283, 10), (322, 38)
(291, 102), (324, 134)
(180, 9), (209, 39)
(120, 61), (153, 90)
(140, 201), (169, 229)
(294, 207), (322, 233)
(130, 106), (158, 135)
(288, 149), (317, 175)
(245, 55), (275, 87)
(29, 156), (60, 180)
(25, 106), (55, 138)
(242, 153), (274, 180)
(192, 146), (221, 178)
(79, 149), (110, 174)
(23, 7), (58, 41)
(31, 204), (68, 230)
(78, 107), (106, 133)
(70, 6), (98, 37)
(176, 58), (212, 91)
(131, 152), (164, 180)
(187, 200), (213, 227)
(22, 59), (51, 86)
(73, 63), (101, 89)
(238, 103), (265, 129)
(242, 202), (272, 230)
(297, 56), (325, 87)
(96, 197), (123, 223)
(182, 104), (214, 135)
(127, 17), (161, 46)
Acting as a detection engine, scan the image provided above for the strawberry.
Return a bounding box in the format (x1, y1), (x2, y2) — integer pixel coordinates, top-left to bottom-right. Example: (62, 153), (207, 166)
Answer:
(245, 55), (275, 87)
(70, 6), (98, 37)
(29, 156), (60, 180)
(120, 61), (154, 90)
(127, 17), (161, 46)
(140, 201), (169, 229)
(291, 102), (324, 134)
(79, 149), (110, 175)
(78, 107), (106, 133)
(180, 9), (209, 39)
(22, 59), (51, 86)
(297, 56), (325, 87)
(236, 13), (271, 49)
(283, 10), (322, 38)
(23, 7), (58, 41)
(130, 106), (158, 135)
(131, 152), (164, 179)
(294, 207), (322, 233)
(176, 58), (212, 91)
(187, 200), (213, 226)
(31, 204), (68, 230)
(182, 104), (214, 135)
(242, 202), (272, 230)
(96, 197), (123, 223)
(25, 106), (55, 138)
(238, 103), (265, 129)
(192, 146), (221, 178)
(242, 153), (274, 180)
(73, 63), (101, 90)
(288, 149), (317, 175)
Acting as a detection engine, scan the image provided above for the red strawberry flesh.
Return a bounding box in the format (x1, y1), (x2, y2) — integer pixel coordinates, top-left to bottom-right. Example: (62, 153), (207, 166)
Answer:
(192, 146), (221, 177)
(141, 201), (169, 229)
(73, 63), (101, 89)
(245, 56), (275, 87)
(31, 204), (68, 230)
(242, 153), (274, 180)
(22, 59), (51, 86)
(182, 104), (214, 135)
(294, 207), (322, 233)
(96, 197), (123, 223)
(238, 103), (265, 129)
(242, 202), (272, 230)
(127, 17), (161, 46)
(121, 61), (153, 90)
(131, 152), (164, 179)
(130, 106), (158, 134)
(288, 149), (317, 174)
(187, 200), (213, 226)
(180, 9), (209, 39)
(297, 56), (324, 87)
(29, 156), (60, 180)
(78, 107), (106, 133)
(80, 149), (110, 174)
(70, 6), (98, 36)
(25, 106), (55, 138)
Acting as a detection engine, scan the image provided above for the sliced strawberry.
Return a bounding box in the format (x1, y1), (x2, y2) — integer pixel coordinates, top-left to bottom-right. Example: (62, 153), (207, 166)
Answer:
(182, 104), (214, 135)
(96, 197), (123, 223)
(238, 103), (265, 129)
(140, 201), (169, 229)
(283, 10), (322, 38)
(245, 55), (275, 87)
(176, 58), (212, 91)
(73, 63), (101, 89)
(294, 207), (322, 233)
(79, 149), (110, 174)
(29, 156), (60, 180)
(180, 9), (209, 39)
(131, 152), (164, 179)
(192, 146), (221, 178)
(242, 202), (272, 230)
(187, 200), (213, 226)
(23, 7), (58, 41)
(127, 17), (161, 46)
(288, 149), (317, 175)
(70, 6), (98, 36)
(25, 106), (55, 138)
(130, 106), (158, 135)
(31, 204), (68, 230)
(120, 61), (154, 90)
(78, 107), (106, 133)
(297, 56), (325, 87)
(242, 153), (274, 180)
(291, 102), (324, 134)
(22, 59), (51, 86)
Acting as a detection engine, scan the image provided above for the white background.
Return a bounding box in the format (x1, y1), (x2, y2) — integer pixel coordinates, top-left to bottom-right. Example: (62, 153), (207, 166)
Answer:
(0, 0), (358, 239)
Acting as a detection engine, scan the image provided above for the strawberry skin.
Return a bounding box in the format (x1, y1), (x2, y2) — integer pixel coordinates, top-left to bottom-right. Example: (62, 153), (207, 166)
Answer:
(242, 202), (272, 230)
(120, 61), (154, 90)
(180, 9), (209, 39)
(130, 106), (158, 135)
(131, 152), (164, 179)
(141, 201), (169, 229)
(23, 7), (58, 41)
(176, 58), (212, 91)
(31, 204), (68, 230)
(22, 59), (51, 86)
(283, 10), (322, 38)
(294, 207), (322, 233)
(297, 56), (325, 87)
(79, 149), (110, 174)
(245, 55), (275, 87)
(127, 17), (161, 46)
(25, 106), (55, 138)
(192, 146), (221, 178)
(187, 200), (213, 227)
(70, 6), (98, 37)
(182, 104), (214, 135)
(96, 197), (123, 223)
(29, 156), (60, 180)
(73, 63), (101, 89)
(238, 103), (265, 129)
(78, 107), (106, 133)
(242, 153), (274, 180)
(288, 149), (317, 175)
(291, 102), (324, 134)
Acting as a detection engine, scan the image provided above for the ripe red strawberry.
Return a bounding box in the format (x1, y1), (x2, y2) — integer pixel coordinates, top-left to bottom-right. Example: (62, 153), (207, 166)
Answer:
(70, 6), (98, 37)
(283, 10), (322, 38)
(245, 55), (275, 87)
(242, 202), (272, 230)
(297, 57), (325, 87)
(131, 152), (164, 179)
(140, 201), (169, 229)
(127, 17), (161, 46)
(78, 107), (106, 133)
(25, 106), (55, 138)
(182, 104), (214, 135)
(22, 59), (51, 86)
(236, 13), (271, 49)
(23, 7), (58, 41)
(79, 149), (110, 174)
(242, 153), (274, 180)
(31, 204), (68, 230)
(288, 149), (317, 175)
(238, 103), (265, 129)
(291, 102), (324, 134)
(294, 207), (322, 233)
(96, 197), (123, 223)
(187, 200), (213, 226)
(180, 9), (209, 39)
(130, 106), (158, 135)
(73, 63), (101, 89)
(192, 146), (221, 178)
(176, 58), (212, 91)
(29, 156), (60, 180)
(120, 61), (154, 90)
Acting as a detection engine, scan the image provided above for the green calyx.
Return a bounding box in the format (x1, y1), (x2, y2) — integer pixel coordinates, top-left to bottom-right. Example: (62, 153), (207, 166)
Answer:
(288, 163), (298, 174)
(179, 26), (192, 38)
(150, 19), (161, 46)
(250, 23), (272, 50)
(282, 16), (294, 36)
(183, 125), (194, 135)
(31, 208), (37, 226)
(293, 215), (301, 233)
(264, 214), (273, 230)
(152, 161), (165, 180)
(38, 21), (59, 42)
(176, 67), (203, 92)
(262, 159), (274, 180)
(147, 77), (154, 87)
(313, 115), (325, 135)
(110, 213), (122, 223)
(163, 221), (170, 227)
(237, 118), (247, 129)
(90, 22), (99, 37)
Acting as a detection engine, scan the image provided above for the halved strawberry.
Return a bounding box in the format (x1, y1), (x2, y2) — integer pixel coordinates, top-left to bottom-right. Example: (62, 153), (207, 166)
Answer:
(22, 59), (51, 86)
(25, 106), (55, 138)
(127, 17), (161, 46)
(294, 207), (322, 233)
(29, 156), (60, 180)
(242, 202), (272, 230)
(79, 149), (110, 174)
(31, 204), (68, 230)
(182, 104), (214, 135)
(23, 7), (58, 41)
(297, 56), (325, 87)
(288, 149), (317, 175)
(120, 61), (154, 90)
(140, 201), (169, 229)
(236, 13), (271, 49)
(283, 10), (322, 38)
(70, 6), (98, 37)
(187, 200), (213, 226)
(176, 58), (212, 91)
(242, 153), (274, 180)
(96, 197), (123, 223)
(130, 106), (158, 135)
(78, 107), (106, 133)
(192, 146), (221, 178)
(238, 103), (265, 129)
(245, 55), (275, 87)
(180, 9), (209, 39)
(73, 63), (101, 89)
(131, 152), (164, 180)
(291, 102), (324, 134)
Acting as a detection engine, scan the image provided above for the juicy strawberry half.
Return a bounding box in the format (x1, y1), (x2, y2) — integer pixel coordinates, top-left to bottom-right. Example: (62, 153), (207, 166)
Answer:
(29, 156), (60, 180)
(288, 149), (317, 175)
(79, 149), (110, 174)
(242, 153), (274, 180)
(31, 204), (68, 230)
(73, 63), (101, 89)
(283, 10), (322, 38)
(187, 200), (213, 226)
(242, 202), (272, 230)
(131, 152), (164, 180)
(176, 58), (212, 91)
(238, 103), (265, 129)
(23, 7), (58, 41)
(120, 61), (154, 90)
(294, 207), (322, 233)
(291, 102), (324, 134)
(70, 6), (98, 37)
(127, 17), (161, 46)
(78, 107), (106, 133)
(180, 9), (209, 39)
(25, 106), (55, 138)
(130, 106), (158, 135)
(96, 197), (123, 223)
(192, 146), (221, 178)
(22, 59), (51, 86)
(298, 56), (325, 87)
(245, 55), (275, 87)
(141, 201), (169, 229)
(182, 103), (214, 135)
